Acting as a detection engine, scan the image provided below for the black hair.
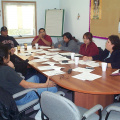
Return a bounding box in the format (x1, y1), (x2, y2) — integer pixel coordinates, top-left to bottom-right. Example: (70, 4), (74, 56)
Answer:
(62, 32), (73, 47)
(83, 32), (93, 42)
(62, 32), (72, 40)
(108, 35), (120, 51)
(0, 44), (9, 66)
(38, 28), (45, 33)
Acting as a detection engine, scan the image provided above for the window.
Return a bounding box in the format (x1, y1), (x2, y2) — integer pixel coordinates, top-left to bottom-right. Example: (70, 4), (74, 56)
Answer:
(2, 1), (37, 38)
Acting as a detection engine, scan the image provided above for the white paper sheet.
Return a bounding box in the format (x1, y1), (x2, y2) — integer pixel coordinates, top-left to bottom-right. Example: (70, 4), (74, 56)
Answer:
(78, 60), (99, 67)
(18, 53), (32, 56)
(52, 57), (70, 61)
(42, 62), (58, 65)
(73, 67), (94, 73)
(48, 48), (61, 51)
(45, 52), (59, 56)
(72, 72), (101, 81)
(37, 66), (63, 70)
(34, 55), (46, 59)
(39, 46), (51, 49)
(30, 49), (43, 53)
(30, 58), (49, 63)
(59, 52), (82, 57)
(36, 50), (49, 54)
(59, 52), (72, 56)
(43, 70), (65, 76)
(112, 69), (120, 74)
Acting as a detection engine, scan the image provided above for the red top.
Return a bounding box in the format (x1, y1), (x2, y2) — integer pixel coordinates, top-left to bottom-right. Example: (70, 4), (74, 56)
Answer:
(32, 35), (52, 46)
(79, 42), (99, 56)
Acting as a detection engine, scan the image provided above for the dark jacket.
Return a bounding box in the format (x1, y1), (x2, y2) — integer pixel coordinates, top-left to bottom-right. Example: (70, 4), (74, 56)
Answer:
(0, 87), (19, 120)
(92, 49), (120, 69)
(10, 55), (28, 76)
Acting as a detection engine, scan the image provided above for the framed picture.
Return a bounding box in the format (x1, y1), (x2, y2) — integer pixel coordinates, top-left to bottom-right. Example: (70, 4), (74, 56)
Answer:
(91, 0), (102, 19)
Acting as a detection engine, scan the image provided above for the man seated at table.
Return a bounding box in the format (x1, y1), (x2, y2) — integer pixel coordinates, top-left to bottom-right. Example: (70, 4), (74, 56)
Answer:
(0, 44), (57, 106)
(32, 28), (52, 46)
(0, 26), (19, 48)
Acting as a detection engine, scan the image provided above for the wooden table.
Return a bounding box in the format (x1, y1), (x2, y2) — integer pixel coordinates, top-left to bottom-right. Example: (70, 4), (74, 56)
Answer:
(16, 47), (120, 109)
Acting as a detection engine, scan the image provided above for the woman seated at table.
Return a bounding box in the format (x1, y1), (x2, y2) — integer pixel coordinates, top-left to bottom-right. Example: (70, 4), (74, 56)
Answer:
(79, 32), (99, 56)
(83, 35), (120, 69)
(53, 32), (80, 53)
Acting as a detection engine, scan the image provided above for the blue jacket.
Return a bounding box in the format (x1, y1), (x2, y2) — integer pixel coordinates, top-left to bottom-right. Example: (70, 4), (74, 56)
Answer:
(92, 49), (120, 69)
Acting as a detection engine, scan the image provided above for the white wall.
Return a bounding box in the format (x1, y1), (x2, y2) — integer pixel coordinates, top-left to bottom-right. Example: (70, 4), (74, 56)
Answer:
(60, 0), (106, 50)
(0, 0), (60, 44)
(0, 0), (107, 48)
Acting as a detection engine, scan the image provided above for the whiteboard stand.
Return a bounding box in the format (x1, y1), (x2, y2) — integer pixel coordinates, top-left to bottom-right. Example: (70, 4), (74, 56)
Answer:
(45, 9), (64, 37)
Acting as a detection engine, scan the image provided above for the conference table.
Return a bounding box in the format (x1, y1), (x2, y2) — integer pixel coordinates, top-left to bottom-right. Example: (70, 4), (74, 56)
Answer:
(15, 46), (120, 109)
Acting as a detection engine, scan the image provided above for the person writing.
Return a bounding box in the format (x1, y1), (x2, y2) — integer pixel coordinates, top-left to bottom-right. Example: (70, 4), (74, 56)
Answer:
(79, 32), (99, 56)
(0, 44), (57, 105)
(54, 32), (81, 53)
(32, 28), (52, 46)
(83, 35), (120, 69)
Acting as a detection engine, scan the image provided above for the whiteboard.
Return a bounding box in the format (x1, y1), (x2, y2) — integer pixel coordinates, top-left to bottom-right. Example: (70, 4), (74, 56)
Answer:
(45, 9), (64, 37)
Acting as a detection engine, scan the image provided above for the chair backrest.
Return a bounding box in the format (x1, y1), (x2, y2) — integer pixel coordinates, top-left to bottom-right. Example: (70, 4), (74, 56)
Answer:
(41, 91), (81, 120)
(0, 86), (19, 120)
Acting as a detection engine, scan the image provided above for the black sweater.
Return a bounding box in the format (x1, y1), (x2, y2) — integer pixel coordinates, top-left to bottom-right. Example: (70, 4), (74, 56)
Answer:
(92, 49), (120, 69)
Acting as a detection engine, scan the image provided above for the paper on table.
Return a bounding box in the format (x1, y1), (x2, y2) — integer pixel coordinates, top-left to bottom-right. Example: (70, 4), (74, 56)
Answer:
(52, 57), (70, 61)
(34, 55), (46, 59)
(86, 62), (99, 67)
(59, 52), (82, 57)
(111, 69), (120, 74)
(59, 52), (72, 56)
(30, 49), (43, 53)
(42, 62), (58, 65)
(78, 60), (87, 65)
(18, 53), (32, 56)
(45, 52), (59, 56)
(30, 58), (49, 63)
(44, 56), (54, 59)
(43, 70), (65, 76)
(79, 60), (99, 67)
(37, 66), (63, 70)
(39, 46), (51, 49)
(59, 60), (74, 64)
(74, 53), (83, 57)
(36, 50), (49, 54)
(48, 48), (61, 51)
(73, 67), (94, 73)
(72, 72), (101, 81)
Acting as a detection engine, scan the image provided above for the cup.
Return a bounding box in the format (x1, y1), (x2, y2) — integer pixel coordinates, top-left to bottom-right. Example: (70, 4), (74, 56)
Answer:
(71, 53), (75, 60)
(75, 57), (79, 65)
(24, 43), (27, 50)
(102, 62), (107, 71)
(17, 45), (21, 52)
(35, 43), (38, 49)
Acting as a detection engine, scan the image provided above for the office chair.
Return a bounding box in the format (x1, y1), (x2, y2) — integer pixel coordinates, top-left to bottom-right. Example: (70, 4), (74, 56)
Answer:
(40, 91), (103, 120)
(0, 87), (40, 120)
(102, 102), (120, 120)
